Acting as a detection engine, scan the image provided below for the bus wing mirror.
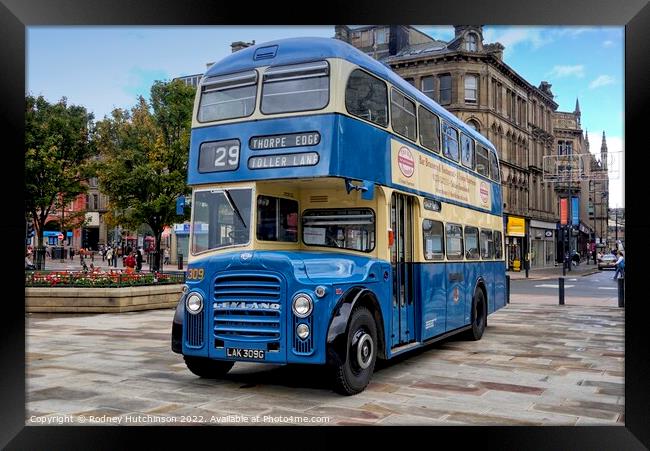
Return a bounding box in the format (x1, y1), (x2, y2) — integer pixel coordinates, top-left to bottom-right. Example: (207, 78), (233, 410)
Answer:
(361, 181), (374, 200)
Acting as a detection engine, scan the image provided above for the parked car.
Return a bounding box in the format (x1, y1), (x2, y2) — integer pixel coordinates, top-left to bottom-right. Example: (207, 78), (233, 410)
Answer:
(598, 254), (617, 270)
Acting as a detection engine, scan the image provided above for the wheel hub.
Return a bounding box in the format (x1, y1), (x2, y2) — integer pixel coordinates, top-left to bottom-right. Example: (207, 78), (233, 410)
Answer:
(355, 332), (373, 369)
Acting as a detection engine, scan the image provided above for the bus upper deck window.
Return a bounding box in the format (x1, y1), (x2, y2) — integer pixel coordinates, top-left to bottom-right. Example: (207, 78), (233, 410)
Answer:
(261, 61), (329, 114)
(476, 145), (490, 178)
(198, 70), (258, 122)
(390, 88), (416, 141)
(489, 151), (500, 182)
(442, 121), (459, 162)
(345, 69), (388, 127)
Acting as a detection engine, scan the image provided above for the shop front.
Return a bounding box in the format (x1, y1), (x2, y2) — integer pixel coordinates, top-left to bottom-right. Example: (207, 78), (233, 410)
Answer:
(171, 223), (190, 265)
(529, 220), (557, 268)
(505, 215), (527, 272)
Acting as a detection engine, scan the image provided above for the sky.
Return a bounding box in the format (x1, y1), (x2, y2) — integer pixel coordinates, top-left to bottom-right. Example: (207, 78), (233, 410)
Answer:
(27, 25), (624, 207)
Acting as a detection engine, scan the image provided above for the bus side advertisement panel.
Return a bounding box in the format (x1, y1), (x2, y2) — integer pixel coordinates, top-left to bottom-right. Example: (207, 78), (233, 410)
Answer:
(390, 140), (494, 213)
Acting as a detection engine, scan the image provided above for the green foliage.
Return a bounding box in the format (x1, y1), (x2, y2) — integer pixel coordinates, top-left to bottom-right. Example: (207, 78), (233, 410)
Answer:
(94, 80), (194, 267)
(25, 95), (96, 247)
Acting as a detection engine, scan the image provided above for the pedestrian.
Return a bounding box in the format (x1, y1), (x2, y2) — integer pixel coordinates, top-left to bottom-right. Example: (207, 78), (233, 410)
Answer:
(590, 242), (597, 265)
(70, 247), (75, 261)
(106, 247), (113, 266)
(164, 247), (170, 265)
(613, 251), (625, 280)
(125, 251), (136, 273)
(25, 251), (36, 270)
(136, 247), (144, 272)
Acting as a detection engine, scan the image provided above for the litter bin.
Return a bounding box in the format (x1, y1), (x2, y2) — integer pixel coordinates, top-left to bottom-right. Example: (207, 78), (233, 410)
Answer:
(178, 254), (183, 270)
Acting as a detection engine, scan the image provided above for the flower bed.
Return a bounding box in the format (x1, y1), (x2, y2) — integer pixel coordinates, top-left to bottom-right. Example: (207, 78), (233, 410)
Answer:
(25, 269), (185, 288)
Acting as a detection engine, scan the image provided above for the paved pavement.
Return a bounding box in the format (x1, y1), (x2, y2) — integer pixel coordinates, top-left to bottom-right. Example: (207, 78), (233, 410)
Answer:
(507, 261), (601, 281)
(25, 302), (624, 426)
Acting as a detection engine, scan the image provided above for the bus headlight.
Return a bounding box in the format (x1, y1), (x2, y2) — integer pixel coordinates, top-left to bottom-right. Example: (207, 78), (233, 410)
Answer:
(296, 323), (310, 340)
(186, 292), (204, 314)
(292, 293), (313, 318)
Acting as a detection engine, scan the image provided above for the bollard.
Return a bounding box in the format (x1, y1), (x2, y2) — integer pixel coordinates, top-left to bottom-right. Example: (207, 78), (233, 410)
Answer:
(178, 254), (184, 270)
(562, 260), (566, 276)
(559, 277), (565, 305)
(506, 275), (510, 304)
(617, 277), (624, 307)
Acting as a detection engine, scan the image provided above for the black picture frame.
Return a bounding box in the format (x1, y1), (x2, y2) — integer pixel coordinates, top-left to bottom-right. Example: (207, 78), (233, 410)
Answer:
(4, 0), (647, 448)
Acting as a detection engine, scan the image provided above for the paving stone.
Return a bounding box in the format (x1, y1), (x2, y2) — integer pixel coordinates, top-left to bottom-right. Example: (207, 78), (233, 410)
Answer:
(25, 304), (625, 425)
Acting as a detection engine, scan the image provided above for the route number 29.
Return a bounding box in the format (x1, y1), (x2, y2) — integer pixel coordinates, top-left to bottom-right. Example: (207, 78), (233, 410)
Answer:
(214, 145), (239, 168)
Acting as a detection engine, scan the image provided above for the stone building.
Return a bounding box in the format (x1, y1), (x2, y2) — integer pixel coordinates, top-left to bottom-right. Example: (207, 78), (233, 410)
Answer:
(336, 25), (561, 269)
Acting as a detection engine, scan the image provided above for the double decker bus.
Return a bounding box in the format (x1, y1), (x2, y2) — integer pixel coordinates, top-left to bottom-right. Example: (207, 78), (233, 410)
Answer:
(171, 37), (506, 395)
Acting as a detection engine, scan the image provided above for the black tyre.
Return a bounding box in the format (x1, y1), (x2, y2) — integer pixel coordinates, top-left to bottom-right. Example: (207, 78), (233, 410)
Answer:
(184, 356), (234, 378)
(332, 306), (378, 396)
(468, 288), (487, 341)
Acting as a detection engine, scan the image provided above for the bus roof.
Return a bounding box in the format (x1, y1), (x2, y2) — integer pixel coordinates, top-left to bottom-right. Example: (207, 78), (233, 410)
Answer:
(204, 37), (497, 154)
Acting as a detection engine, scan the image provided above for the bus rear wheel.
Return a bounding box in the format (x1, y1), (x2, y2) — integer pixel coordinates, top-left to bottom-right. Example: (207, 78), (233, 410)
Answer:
(184, 356), (234, 378)
(332, 306), (377, 396)
(468, 288), (487, 341)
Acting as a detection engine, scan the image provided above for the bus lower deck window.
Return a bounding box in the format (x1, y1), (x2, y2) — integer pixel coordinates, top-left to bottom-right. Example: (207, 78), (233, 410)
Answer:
(302, 208), (375, 252)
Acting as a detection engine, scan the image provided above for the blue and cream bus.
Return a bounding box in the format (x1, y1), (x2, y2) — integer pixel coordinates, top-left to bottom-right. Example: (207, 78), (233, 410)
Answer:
(171, 37), (506, 395)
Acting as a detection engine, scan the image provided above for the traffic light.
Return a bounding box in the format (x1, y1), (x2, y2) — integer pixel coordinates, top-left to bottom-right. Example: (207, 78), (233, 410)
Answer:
(82, 228), (89, 248)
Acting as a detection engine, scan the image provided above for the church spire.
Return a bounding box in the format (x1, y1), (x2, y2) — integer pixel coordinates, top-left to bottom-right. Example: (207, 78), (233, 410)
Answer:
(575, 98), (581, 114)
(601, 131), (608, 170)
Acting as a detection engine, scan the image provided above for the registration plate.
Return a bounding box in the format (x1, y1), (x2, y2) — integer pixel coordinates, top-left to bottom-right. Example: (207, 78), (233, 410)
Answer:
(226, 348), (265, 360)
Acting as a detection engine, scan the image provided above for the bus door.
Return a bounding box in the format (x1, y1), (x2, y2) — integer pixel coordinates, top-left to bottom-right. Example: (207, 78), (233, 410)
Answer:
(390, 193), (415, 347)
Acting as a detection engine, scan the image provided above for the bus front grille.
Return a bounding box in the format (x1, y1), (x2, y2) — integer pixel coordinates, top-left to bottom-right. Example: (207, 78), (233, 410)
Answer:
(213, 273), (283, 341)
(185, 308), (204, 348)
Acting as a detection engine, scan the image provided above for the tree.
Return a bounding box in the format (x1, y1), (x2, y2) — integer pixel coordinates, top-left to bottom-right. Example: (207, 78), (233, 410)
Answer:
(94, 80), (194, 271)
(25, 95), (95, 255)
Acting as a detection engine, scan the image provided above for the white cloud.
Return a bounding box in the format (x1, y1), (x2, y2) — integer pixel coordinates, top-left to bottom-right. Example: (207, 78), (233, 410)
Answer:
(548, 65), (585, 78)
(589, 75), (615, 89)
(603, 40), (614, 48)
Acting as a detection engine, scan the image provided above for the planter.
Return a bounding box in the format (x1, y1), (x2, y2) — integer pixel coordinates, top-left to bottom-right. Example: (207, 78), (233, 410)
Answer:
(25, 284), (184, 313)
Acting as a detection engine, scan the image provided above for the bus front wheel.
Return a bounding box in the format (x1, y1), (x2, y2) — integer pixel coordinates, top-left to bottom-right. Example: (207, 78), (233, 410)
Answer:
(184, 356), (234, 378)
(332, 306), (378, 395)
(468, 288), (487, 341)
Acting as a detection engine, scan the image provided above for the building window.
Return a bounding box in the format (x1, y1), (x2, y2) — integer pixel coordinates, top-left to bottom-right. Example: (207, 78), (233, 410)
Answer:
(421, 76), (435, 100)
(404, 78), (415, 87)
(558, 140), (573, 155)
(464, 74), (477, 103)
(497, 83), (503, 112)
(345, 69), (388, 127)
(390, 88), (417, 141)
(376, 28), (388, 44)
(439, 74), (451, 104)
(92, 194), (98, 210)
(467, 120), (480, 132)
(466, 33), (478, 51)
(491, 79), (497, 110)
